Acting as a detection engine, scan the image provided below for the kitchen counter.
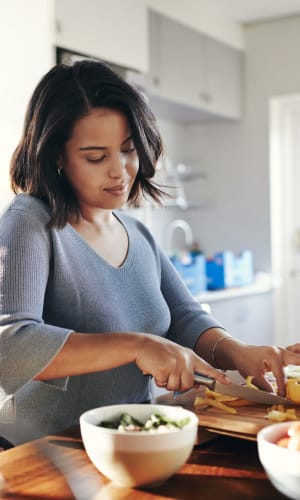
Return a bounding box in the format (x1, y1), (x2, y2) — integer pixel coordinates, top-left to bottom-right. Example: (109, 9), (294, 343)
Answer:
(0, 425), (286, 499)
(194, 273), (273, 303)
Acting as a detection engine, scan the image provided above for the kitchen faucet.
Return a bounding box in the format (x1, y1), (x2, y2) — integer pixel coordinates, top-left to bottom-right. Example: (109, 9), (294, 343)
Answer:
(164, 219), (194, 255)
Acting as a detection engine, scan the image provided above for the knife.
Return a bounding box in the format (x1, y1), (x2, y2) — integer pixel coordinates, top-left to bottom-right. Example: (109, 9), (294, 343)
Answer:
(184, 372), (294, 406)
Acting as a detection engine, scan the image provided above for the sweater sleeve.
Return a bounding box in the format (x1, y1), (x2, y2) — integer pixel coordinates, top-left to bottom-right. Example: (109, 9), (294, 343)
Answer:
(159, 247), (225, 349)
(0, 205), (73, 419)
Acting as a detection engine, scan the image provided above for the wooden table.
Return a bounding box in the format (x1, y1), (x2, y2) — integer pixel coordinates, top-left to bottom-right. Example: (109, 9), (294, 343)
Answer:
(0, 426), (287, 499)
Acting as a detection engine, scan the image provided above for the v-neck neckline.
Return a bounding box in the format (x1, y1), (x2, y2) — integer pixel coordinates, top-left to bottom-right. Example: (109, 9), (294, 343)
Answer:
(66, 212), (133, 270)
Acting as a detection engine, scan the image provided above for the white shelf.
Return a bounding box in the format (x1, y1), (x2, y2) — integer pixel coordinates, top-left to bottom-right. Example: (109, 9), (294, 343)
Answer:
(194, 274), (273, 303)
(162, 201), (209, 210)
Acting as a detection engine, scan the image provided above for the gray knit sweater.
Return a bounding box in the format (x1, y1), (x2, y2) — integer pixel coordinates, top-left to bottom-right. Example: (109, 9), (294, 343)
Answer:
(0, 194), (222, 444)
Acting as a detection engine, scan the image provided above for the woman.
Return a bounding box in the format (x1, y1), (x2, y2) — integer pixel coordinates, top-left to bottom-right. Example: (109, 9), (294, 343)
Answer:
(0, 60), (299, 445)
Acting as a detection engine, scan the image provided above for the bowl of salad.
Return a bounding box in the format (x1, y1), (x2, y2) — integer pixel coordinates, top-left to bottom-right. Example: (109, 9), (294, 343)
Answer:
(80, 403), (198, 487)
(257, 420), (300, 500)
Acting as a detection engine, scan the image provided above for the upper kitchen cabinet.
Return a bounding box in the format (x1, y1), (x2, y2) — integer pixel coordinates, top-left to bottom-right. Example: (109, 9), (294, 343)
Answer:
(55, 0), (149, 73)
(147, 10), (243, 122)
(204, 34), (242, 119)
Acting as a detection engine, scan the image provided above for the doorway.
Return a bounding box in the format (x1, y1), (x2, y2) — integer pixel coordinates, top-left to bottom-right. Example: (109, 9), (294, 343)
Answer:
(270, 95), (300, 346)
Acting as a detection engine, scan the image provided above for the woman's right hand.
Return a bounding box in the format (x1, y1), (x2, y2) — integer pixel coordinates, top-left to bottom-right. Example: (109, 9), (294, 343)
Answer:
(34, 330), (229, 388)
(135, 333), (230, 392)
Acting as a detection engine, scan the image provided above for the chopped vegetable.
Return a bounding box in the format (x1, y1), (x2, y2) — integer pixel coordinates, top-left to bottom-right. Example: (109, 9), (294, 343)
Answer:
(245, 375), (259, 390)
(194, 395), (237, 414)
(194, 386), (258, 415)
(205, 388), (238, 403)
(265, 405), (298, 422)
(286, 379), (300, 404)
(98, 412), (190, 432)
(194, 388), (239, 414)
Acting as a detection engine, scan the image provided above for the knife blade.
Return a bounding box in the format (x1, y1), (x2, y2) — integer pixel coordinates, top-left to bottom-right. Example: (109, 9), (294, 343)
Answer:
(192, 372), (294, 406)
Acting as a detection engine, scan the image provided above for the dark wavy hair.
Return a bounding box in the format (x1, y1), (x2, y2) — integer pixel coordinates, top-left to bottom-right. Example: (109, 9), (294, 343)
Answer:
(10, 60), (165, 228)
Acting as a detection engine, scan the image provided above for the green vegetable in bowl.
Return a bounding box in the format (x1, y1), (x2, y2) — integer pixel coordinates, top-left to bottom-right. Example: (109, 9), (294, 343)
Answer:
(98, 412), (190, 432)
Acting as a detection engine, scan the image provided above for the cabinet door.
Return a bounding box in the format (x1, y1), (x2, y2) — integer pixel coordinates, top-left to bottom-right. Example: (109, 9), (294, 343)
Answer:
(148, 11), (205, 108)
(203, 35), (242, 119)
(207, 294), (273, 345)
(147, 10), (243, 121)
(55, 0), (148, 72)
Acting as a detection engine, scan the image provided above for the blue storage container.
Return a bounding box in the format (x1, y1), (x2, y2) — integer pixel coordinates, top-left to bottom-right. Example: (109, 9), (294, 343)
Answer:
(206, 251), (254, 290)
(170, 253), (207, 295)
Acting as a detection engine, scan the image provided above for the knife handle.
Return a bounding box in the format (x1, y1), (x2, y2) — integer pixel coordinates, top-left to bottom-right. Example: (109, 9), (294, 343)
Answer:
(193, 372), (215, 389)
(173, 373), (216, 398)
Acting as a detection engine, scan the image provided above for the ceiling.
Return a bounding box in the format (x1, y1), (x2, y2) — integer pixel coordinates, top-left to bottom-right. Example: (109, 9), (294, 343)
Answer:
(207, 0), (300, 23)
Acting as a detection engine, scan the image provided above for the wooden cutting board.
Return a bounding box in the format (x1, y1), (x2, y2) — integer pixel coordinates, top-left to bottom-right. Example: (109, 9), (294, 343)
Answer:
(154, 386), (300, 439)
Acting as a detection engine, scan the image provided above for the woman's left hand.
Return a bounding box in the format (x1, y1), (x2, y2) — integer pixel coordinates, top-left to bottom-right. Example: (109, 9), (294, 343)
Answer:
(232, 344), (300, 396)
(287, 343), (300, 354)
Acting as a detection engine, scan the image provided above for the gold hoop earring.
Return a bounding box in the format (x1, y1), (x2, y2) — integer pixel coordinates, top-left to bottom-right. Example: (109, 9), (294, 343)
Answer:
(57, 157), (63, 176)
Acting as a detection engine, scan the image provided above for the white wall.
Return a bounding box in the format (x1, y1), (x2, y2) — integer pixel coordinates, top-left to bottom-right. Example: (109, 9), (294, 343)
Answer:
(0, 0), (55, 212)
(181, 15), (300, 273)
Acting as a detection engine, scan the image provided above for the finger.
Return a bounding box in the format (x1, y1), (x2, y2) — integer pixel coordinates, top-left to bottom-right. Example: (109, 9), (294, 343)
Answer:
(282, 347), (300, 365)
(166, 372), (182, 392)
(254, 350), (286, 395)
(155, 379), (168, 389)
(178, 371), (195, 392)
(286, 344), (300, 355)
(270, 365), (286, 396)
(253, 373), (276, 393)
(250, 353), (285, 394)
(154, 369), (170, 388)
(193, 358), (230, 384)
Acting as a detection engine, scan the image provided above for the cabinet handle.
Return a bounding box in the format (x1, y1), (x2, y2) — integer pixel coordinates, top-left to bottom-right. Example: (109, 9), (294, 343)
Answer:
(199, 92), (212, 103)
(290, 269), (300, 278)
(55, 20), (62, 34)
(153, 76), (160, 87)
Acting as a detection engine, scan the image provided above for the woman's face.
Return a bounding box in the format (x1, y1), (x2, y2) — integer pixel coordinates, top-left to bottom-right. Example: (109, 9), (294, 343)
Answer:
(61, 108), (139, 211)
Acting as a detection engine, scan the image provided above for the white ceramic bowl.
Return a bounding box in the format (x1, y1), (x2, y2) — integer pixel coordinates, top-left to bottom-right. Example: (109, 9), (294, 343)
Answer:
(80, 403), (198, 488)
(257, 421), (300, 500)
